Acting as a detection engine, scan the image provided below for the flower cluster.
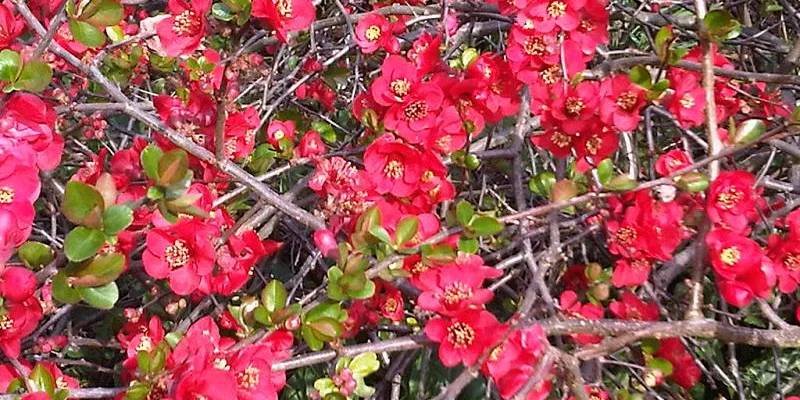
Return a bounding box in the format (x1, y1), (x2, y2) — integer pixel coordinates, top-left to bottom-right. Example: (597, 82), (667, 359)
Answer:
(117, 315), (293, 400)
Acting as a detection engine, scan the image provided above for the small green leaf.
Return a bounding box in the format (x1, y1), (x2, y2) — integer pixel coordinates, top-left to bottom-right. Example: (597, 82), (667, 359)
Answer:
(69, 252), (125, 287)
(628, 65), (652, 89)
(63, 180), (105, 228)
(368, 225), (393, 245)
(469, 216), (504, 237)
(394, 216), (419, 246)
(596, 159), (614, 185)
(17, 241), (53, 269)
(311, 121), (337, 144)
(52, 272), (82, 304)
(157, 149), (189, 186)
(455, 200), (475, 227)
(733, 119), (766, 144)
(83, 0), (123, 26)
(64, 227), (105, 262)
(164, 332), (184, 349)
(78, 281), (119, 309)
(654, 26), (674, 59)
(676, 171), (710, 193)
(212, 2), (235, 21)
(704, 10), (741, 40)
(307, 317), (342, 341)
(0, 50), (21, 82)
(528, 171), (556, 197)
(30, 363), (56, 395)
(69, 19), (106, 48)
(140, 145), (163, 181)
(550, 179), (578, 202)
(261, 280), (288, 313)
(103, 204), (133, 235)
(15, 60), (52, 93)
(349, 352), (380, 378)
(460, 48), (480, 69)
(604, 176), (638, 192)
(458, 236), (479, 254)
(647, 357), (674, 376)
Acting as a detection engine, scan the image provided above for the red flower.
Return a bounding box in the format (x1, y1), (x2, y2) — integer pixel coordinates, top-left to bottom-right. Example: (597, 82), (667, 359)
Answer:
(416, 264), (501, 315)
(707, 229), (775, 307)
(252, 0), (315, 42)
(407, 32), (442, 75)
(609, 291), (659, 321)
(655, 149), (691, 177)
(266, 119), (296, 150)
(384, 86), (445, 144)
(0, 298), (43, 358)
(142, 219), (217, 295)
(370, 55), (420, 107)
(0, 4), (23, 50)
(156, 0), (211, 57)
(666, 69), (706, 128)
(296, 130), (326, 158)
(655, 338), (702, 388)
(599, 74), (645, 131)
(228, 333), (293, 400)
(482, 325), (548, 396)
(530, 128), (575, 158)
(425, 308), (504, 367)
(223, 107), (260, 161)
(611, 258), (652, 288)
(0, 93), (62, 171)
(355, 13), (399, 54)
(706, 170), (759, 233)
(519, 0), (588, 33)
(547, 81), (599, 134)
(175, 369), (238, 400)
(574, 123), (618, 172)
(363, 135), (423, 197)
(559, 290), (603, 345)
(0, 267), (36, 303)
(202, 230), (282, 296)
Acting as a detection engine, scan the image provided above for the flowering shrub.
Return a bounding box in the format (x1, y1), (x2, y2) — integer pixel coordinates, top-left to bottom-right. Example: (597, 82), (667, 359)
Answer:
(0, 0), (799, 399)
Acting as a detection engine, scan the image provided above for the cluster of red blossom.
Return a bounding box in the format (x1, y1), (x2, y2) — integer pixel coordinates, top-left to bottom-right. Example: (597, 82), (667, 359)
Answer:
(0, 93), (63, 361)
(0, 361), (79, 400)
(115, 313), (293, 400)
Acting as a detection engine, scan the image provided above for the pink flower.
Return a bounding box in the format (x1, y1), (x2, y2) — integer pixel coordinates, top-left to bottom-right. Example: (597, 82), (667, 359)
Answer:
(355, 13), (399, 54)
(156, 0), (212, 57)
(142, 219), (217, 295)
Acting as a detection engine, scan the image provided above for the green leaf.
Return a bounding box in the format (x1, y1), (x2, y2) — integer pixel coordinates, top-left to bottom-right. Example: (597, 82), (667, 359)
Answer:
(52, 272), (82, 304)
(157, 149), (189, 186)
(455, 200), (474, 227)
(733, 119), (766, 144)
(78, 281), (119, 309)
(164, 332), (184, 349)
(83, 0), (123, 26)
(458, 237), (479, 254)
(69, 19), (106, 48)
(103, 204), (133, 235)
(368, 225), (393, 245)
(212, 2), (235, 21)
(64, 227), (105, 262)
(63, 180), (105, 228)
(15, 60), (52, 93)
(304, 302), (345, 323)
(654, 26), (674, 59)
(469, 216), (504, 237)
(704, 10), (741, 40)
(394, 216), (418, 246)
(676, 171), (710, 193)
(301, 325), (325, 351)
(307, 317), (342, 341)
(347, 278), (375, 299)
(596, 159), (614, 185)
(604, 176), (638, 192)
(349, 352), (380, 378)
(140, 145), (163, 181)
(30, 363), (56, 395)
(528, 171), (556, 197)
(261, 280), (287, 313)
(69, 252), (125, 287)
(628, 65), (652, 89)
(311, 121), (337, 144)
(0, 50), (21, 82)
(17, 241), (53, 269)
(647, 357), (674, 376)
(550, 179), (578, 202)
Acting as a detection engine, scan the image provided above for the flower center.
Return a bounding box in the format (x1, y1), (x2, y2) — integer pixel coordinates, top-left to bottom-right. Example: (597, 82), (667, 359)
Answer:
(0, 187), (14, 204)
(172, 10), (201, 37)
(615, 226), (637, 245)
(365, 25), (382, 41)
(550, 131), (572, 148)
(274, 129), (285, 140)
(540, 65), (562, 84)
(446, 321), (476, 348)
(716, 188), (743, 210)
(679, 93), (695, 109)
(0, 315), (13, 331)
(580, 20), (595, 31)
(585, 135), (602, 155)
(442, 282), (473, 306)
(403, 100), (429, 121)
(136, 336), (153, 352)
(565, 97), (585, 116)
(383, 298), (399, 314)
(547, 1), (567, 17)
(164, 239), (191, 269)
(786, 253), (800, 271)
(383, 160), (404, 179)
(616, 91), (639, 112)
(237, 366), (260, 389)
(720, 247), (740, 265)
(390, 79), (411, 98)
(523, 37), (546, 56)
(489, 344), (505, 360)
(277, 0), (292, 17)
